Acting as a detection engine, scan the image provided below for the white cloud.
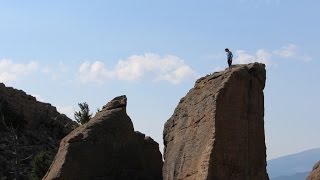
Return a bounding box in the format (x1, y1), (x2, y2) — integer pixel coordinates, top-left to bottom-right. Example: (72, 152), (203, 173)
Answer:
(231, 44), (311, 68)
(0, 59), (39, 83)
(256, 49), (272, 65)
(155, 65), (195, 84)
(273, 44), (312, 62)
(78, 53), (196, 84)
(234, 50), (256, 64)
(234, 49), (272, 66)
(274, 44), (297, 58)
(57, 105), (75, 120)
(78, 61), (114, 84)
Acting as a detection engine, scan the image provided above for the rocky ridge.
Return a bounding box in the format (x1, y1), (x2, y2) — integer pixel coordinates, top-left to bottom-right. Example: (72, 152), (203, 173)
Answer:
(0, 83), (78, 179)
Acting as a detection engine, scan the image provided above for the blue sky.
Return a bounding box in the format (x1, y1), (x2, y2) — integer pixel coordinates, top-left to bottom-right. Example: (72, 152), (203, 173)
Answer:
(0, 0), (319, 160)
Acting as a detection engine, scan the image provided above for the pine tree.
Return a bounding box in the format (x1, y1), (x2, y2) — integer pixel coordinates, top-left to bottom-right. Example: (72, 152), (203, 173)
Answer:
(74, 102), (92, 124)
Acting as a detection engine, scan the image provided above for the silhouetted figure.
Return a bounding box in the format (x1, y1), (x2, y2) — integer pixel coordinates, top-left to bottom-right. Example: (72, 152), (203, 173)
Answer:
(225, 48), (233, 67)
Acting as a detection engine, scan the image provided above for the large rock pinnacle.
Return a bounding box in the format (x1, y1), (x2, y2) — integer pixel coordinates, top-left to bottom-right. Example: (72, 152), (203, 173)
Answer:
(163, 63), (269, 180)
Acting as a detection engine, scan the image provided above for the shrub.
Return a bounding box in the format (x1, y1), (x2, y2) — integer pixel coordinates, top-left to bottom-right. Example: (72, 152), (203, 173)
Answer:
(30, 151), (50, 180)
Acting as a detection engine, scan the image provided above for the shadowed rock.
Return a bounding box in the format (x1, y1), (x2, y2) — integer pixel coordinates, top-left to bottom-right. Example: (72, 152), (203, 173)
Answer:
(44, 95), (163, 180)
(0, 83), (77, 180)
(163, 63), (269, 180)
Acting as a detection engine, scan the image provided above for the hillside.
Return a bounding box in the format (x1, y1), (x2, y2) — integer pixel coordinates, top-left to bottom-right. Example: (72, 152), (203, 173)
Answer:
(268, 148), (320, 179)
(0, 83), (78, 179)
(272, 172), (310, 180)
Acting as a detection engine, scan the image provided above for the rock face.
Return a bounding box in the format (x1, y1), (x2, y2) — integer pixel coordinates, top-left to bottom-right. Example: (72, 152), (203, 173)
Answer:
(163, 63), (269, 180)
(0, 83), (78, 179)
(307, 161), (320, 180)
(44, 95), (163, 180)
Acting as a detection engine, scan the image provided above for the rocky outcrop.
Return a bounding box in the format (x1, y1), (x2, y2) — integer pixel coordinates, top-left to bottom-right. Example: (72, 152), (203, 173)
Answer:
(0, 83), (78, 179)
(44, 95), (163, 180)
(307, 160), (320, 180)
(163, 63), (269, 180)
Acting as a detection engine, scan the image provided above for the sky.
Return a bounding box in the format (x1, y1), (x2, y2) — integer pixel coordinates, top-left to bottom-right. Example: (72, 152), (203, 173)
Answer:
(0, 0), (319, 160)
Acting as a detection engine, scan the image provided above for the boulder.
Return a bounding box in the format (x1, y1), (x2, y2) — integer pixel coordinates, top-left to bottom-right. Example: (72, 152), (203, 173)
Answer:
(44, 95), (163, 180)
(163, 63), (269, 180)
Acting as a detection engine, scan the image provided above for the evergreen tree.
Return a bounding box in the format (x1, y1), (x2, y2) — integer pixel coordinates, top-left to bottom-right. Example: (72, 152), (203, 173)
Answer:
(30, 151), (50, 180)
(74, 102), (92, 124)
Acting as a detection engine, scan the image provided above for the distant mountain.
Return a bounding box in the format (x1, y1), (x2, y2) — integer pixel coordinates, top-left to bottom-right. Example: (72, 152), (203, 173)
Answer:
(272, 171), (309, 180)
(268, 148), (320, 179)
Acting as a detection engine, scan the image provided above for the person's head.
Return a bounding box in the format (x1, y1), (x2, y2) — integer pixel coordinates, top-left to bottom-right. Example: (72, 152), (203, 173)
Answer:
(225, 48), (229, 52)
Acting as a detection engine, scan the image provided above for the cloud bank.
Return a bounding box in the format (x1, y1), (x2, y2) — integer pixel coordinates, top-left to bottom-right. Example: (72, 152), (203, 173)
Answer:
(233, 44), (312, 67)
(273, 44), (312, 62)
(234, 49), (272, 66)
(78, 53), (196, 84)
(0, 59), (39, 83)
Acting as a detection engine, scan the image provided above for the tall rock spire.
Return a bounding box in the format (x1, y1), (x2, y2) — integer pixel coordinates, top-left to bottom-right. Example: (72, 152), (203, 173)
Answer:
(163, 63), (269, 180)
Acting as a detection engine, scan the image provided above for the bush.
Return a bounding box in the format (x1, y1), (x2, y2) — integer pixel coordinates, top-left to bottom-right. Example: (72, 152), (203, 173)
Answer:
(30, 151), (50, 180)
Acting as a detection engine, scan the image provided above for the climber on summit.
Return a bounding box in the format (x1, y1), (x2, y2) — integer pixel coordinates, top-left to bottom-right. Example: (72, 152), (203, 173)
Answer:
(225, 48), (233, 68)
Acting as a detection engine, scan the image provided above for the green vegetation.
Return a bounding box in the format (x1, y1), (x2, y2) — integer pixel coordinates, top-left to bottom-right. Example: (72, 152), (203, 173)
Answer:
(30, 151), (50, 180)
(74, 102), (92, 124)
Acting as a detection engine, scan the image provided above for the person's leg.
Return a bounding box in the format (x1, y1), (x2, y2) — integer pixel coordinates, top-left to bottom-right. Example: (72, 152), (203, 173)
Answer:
(228, 59), (231, 67)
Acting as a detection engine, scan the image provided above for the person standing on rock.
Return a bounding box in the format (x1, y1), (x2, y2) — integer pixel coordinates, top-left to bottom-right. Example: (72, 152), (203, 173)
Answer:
(225, 48), (233, 67)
